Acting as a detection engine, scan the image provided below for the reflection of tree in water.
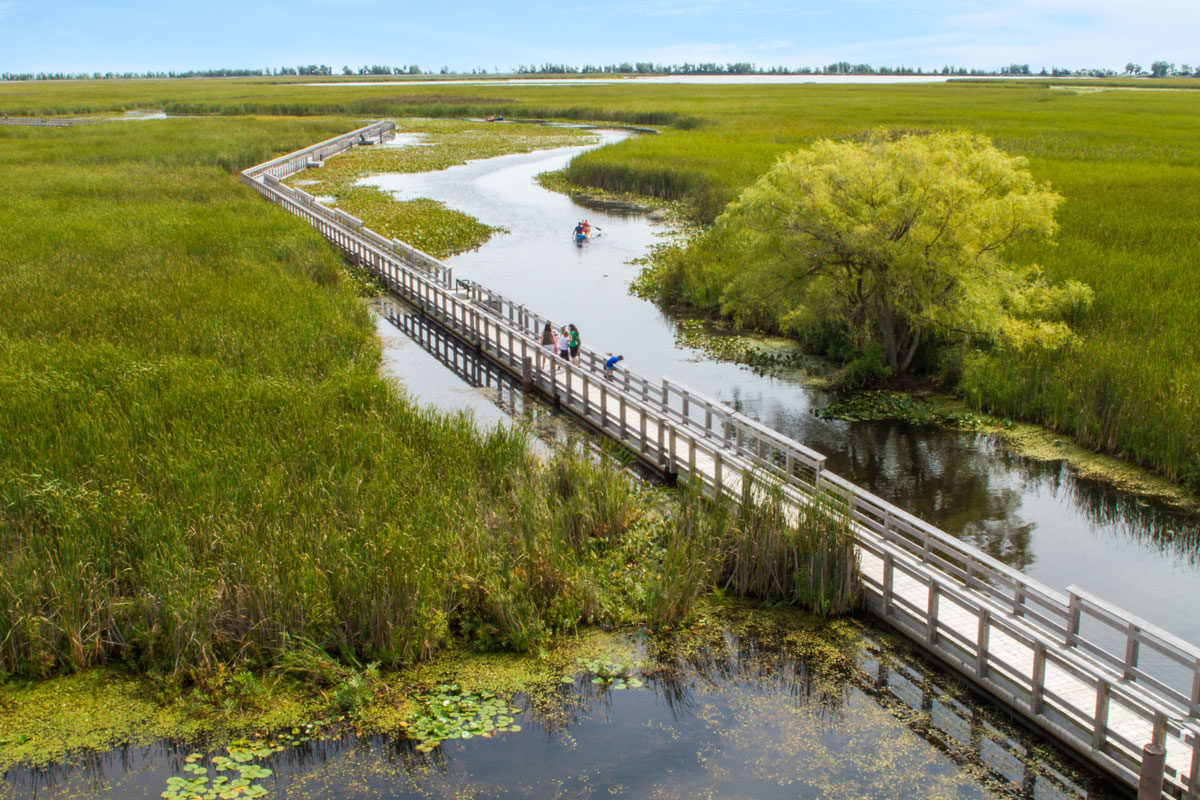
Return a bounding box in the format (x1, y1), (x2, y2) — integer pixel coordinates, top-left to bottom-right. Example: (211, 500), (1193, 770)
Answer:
(830, 423), (1039, 570)
(742, 391), (1200, 569)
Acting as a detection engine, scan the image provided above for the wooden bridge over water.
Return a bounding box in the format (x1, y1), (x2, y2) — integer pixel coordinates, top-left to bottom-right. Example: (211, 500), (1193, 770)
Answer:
(243, 120), (1200, 798)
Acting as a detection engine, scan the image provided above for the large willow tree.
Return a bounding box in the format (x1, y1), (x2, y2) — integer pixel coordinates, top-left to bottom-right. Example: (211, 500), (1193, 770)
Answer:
(712, 131), (1092, 375)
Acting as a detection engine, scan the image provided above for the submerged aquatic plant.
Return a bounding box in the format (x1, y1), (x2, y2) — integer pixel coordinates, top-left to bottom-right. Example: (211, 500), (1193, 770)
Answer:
(814, 391), (984, 430)
(672, 318), (810, 376)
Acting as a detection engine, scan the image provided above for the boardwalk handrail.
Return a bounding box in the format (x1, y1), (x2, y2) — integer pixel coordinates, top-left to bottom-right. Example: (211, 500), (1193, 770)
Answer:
(242, 122), (1200, 798)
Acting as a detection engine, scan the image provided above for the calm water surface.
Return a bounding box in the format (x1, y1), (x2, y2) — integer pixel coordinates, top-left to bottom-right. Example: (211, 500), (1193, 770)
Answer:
(363, 130), (1200, 647)
(2, 619), (1119, 799)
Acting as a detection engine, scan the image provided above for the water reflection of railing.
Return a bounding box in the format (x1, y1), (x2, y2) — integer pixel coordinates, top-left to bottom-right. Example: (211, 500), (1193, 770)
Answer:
(640, 625), (1114, 800)
(243, 122), (1200, 798)
(381, 300), (518, 398)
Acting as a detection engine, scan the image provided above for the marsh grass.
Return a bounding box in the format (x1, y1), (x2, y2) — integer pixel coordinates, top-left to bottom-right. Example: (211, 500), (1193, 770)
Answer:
(650, 478), (861, 626)
(0, 117), (696, 678)
(723, 478), (861, 617)
(332, 187), (498, 259)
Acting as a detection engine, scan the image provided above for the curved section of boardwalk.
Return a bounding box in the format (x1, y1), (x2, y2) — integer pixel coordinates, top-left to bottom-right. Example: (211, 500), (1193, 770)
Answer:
(243, 121), (1200, 798)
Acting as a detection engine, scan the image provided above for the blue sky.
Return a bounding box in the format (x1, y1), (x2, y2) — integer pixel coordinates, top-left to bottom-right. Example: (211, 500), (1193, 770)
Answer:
(1, 0), (1196, 74)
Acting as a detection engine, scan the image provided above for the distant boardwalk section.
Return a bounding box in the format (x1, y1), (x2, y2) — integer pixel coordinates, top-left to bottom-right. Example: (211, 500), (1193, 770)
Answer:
(243, 121), (1200, 798)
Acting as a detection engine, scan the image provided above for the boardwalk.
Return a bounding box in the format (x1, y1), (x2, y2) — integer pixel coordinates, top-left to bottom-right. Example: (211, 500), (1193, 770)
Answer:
(243, 121), (1200, 798)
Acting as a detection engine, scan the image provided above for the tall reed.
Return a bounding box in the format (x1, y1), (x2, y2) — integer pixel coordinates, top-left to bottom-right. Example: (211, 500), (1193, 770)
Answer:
(721, 477), (861, 617)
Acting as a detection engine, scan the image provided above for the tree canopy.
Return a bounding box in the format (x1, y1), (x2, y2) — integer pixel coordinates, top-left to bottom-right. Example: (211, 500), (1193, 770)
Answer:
(705, 130), (1092, 375)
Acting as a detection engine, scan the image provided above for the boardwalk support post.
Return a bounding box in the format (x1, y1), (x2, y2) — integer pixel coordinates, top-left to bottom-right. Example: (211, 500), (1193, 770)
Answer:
(521, 357), (532, 393)
(1137, 743), (1165, 800)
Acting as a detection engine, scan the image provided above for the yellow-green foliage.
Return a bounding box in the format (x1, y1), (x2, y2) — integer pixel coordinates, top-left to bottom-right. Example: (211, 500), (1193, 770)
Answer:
(0, 117), (696, 678)
(662, 130), (1091, 374)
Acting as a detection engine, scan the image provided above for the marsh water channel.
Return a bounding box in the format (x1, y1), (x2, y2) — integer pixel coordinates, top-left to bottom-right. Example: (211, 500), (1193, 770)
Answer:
(366, 129), (1200, 647)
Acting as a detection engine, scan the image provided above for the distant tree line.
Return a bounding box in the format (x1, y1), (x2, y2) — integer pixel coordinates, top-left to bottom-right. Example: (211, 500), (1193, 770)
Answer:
(4, 59), (1200, 82)
(1124, 61), (1199, 77)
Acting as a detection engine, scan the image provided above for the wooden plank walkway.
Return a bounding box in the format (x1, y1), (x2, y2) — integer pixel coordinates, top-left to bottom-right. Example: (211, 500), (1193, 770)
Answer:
(243, 121), (1200, 798)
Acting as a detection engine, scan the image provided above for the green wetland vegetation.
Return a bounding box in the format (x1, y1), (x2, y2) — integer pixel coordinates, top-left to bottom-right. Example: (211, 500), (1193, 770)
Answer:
(286, 120), (595, 257)
(6, 76), (1180, 493)
(0, 116), (854, 677)
(0, 116), (866, 789)
(0, 76), (1193, 793)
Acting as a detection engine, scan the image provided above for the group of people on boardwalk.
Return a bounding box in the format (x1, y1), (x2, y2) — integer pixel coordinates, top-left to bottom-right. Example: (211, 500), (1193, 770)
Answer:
(539, 321), (624, 380)
(542, 321), (580, 364)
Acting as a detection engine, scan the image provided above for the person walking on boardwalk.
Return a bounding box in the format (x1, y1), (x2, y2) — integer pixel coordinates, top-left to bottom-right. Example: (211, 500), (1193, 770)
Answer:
(604, 353), (623, 381)
(558, 326), (571, 361)
(568, 324), (581, 365)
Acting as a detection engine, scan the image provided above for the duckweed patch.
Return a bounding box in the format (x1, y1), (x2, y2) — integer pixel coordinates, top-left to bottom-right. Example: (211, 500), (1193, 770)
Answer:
(815, 391), (985, 430)
(0, 667), (330, 773)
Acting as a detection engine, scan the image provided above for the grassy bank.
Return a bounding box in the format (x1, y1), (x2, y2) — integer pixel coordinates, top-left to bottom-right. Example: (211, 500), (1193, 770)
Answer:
(287, 119), (595, 258)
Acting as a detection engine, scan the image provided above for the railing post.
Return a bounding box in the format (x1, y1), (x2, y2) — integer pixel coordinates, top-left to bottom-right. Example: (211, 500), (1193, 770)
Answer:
(667, 425), (678, 476)
(1031, 642), (1046, 715)
(926, 581), (940, 645)
(1187, 731), (1199, 800)
(882, 553), (894, 617)
(1092, 677), (1110, 750)
(976, 608), (990, 679)
(1066, 592), (1082, 647)
(1123, 622), (1141, 680)
(1191, 656), (1200, 717)
(1137, 743), (1166, 800)
(1152, 710), (1167, 747)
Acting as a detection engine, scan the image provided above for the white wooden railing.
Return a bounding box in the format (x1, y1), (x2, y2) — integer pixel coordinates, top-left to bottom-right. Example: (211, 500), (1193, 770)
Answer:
(242, 122), (1199, 798)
